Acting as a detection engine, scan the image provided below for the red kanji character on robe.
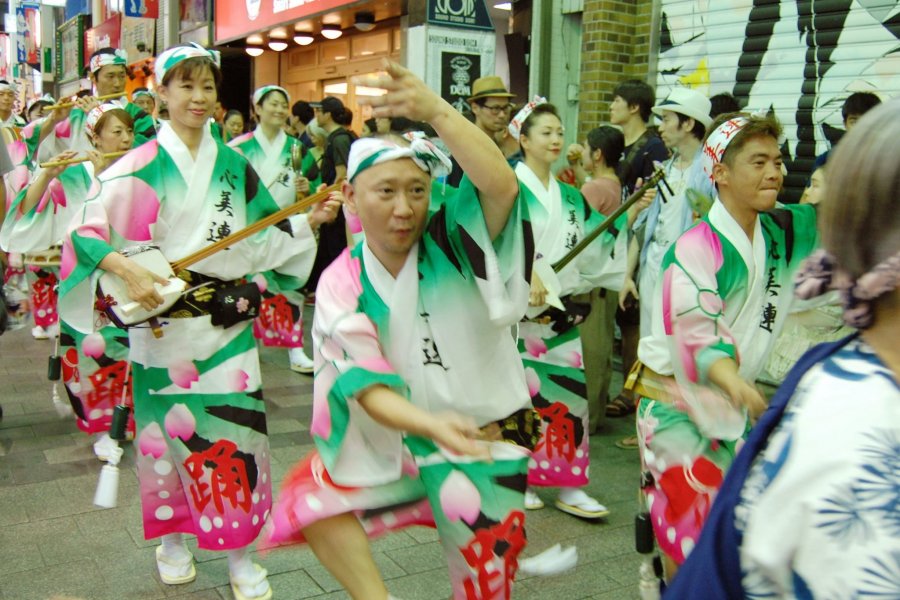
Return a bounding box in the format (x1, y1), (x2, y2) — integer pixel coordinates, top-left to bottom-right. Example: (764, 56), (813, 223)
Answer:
(535, 402), (576, 461)
(184, 440), (253, 515)
(461, 510), (527, 599)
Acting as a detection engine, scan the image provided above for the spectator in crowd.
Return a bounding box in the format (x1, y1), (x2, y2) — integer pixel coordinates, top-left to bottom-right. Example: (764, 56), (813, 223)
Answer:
(814, 91), (881, 168)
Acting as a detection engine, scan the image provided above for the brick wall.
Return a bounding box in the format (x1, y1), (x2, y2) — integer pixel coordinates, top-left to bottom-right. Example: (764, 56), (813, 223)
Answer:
(578, 0), (656, 139)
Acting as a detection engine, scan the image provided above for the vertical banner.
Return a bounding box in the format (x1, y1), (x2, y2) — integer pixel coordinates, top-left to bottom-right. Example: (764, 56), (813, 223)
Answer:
(0, 34), (8, 79)
(440, 52), (481, 114)
(124, 0), (159, 19)
(16, 2), (42, 65)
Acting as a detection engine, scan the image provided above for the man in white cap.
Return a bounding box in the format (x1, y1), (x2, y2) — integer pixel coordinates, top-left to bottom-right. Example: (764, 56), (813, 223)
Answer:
(0, 80), (25, 128)
(620, 87), (713, 340)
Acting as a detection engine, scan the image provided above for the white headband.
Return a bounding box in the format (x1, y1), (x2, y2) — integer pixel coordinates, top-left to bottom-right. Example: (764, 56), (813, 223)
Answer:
(347, 136), (452, 183)
(700, 116), (749, 183)
(508, 95), (547, 140)
(155, 43), (221, 84)
(90, 49), (128, 74)
(252, 85), (290, 107)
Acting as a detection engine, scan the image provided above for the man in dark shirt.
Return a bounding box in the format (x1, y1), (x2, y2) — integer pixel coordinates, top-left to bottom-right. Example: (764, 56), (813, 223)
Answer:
(607, 79), (669, 421)
(308, 96), (357, 292)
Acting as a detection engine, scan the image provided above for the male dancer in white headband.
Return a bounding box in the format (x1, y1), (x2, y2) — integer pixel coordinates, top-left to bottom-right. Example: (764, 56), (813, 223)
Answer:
(0, 80), (25, 128)
(267, 61), (538, 600)
(631, 112), (820, 581)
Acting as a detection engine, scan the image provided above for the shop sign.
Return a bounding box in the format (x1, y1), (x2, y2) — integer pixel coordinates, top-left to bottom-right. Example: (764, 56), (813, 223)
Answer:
(427, 0), (493, 31)
(214, 0), (357, 44)
(424, 27), (496, 114)
(86, 14), (122, 58)
(56, 15), (87, 83)
(16, 2), (41, 66)
(121, 17), (155, 63)
(124, 0), (159, 19)
(65, 0), (91, 21)
(441, 52), (480, 114)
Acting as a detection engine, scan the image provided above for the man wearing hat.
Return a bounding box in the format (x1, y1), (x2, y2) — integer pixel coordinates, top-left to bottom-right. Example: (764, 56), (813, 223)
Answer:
(467, 76), (518, 158)
(0, 80), (25, 128)
(620, 87), (713, 339)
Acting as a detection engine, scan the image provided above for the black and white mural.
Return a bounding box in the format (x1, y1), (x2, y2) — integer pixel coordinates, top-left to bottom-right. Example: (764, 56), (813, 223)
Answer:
(655, 0), (899, 200)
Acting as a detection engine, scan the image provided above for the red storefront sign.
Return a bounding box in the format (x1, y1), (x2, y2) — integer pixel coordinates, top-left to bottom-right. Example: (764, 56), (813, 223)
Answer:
(214, 0), (356, 44)
(86, 13), (122, 58)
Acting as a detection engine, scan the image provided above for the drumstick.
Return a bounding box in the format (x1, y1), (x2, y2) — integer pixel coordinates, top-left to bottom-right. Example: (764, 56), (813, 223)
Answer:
(46, 92), (124, 110)
(170, 184), (340, 273)
(39, 151), (128, 168)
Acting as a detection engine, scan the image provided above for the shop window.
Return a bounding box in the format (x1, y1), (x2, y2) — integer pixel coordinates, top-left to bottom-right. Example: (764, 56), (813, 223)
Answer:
(351, 32), (391, 59)
(321, 40), (350, 63)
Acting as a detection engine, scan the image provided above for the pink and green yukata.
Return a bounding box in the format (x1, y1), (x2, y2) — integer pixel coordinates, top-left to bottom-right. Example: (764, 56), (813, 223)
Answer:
(635, 200), (818, 564)
(229, 128), (307, 349)
(60, 122), (318, 550)
(1, 157), (135, 434)
(514, 162), (627, 488)
(269, 177), (540, 598)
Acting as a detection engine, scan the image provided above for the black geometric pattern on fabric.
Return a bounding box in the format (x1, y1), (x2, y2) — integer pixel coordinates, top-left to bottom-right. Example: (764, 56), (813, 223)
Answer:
(546, 373), (587, 446)
(531, 392), (552, 410)
(523, 218), (535, 283)
(205, 404), (268, 436)
(182, 432), (260, 491)
(244, 161), (260, 206)
(66, 386), (85, 420)
(495, 473), (528, 495)
(426, 205), (464, 275)
(459, 226), (487, 280)
(59, 331), (76, 347)
(764, 208), (796, 265)
(360, 498), (427, 520)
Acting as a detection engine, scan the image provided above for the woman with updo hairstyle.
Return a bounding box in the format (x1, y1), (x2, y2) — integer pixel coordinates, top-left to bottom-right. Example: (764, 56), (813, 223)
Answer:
(60, 43), (340, 600)
(667, 98), (900, 599)
(1, 103), (136, 455)
(510, 99), (631, 519)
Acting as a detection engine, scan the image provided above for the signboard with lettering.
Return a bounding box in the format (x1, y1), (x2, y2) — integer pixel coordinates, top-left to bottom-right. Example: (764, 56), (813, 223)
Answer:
(427, 0), (493, 31)
(121, 17), (155, 63)
(56, 15), (87, 83)
(16, 2), (42, 66)
(440, 52), (480, 114)
(214, 0), (357, 44)
(86, 14), (122, 59)
(124, 0), (159, 19)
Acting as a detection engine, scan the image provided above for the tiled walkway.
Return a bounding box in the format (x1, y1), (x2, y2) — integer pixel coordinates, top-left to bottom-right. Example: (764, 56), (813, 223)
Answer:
(0, 323), (643, 600)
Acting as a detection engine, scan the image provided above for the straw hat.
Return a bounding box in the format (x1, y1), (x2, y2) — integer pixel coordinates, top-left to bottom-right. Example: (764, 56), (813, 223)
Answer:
(651, 88), (713, 128)
(468, 76), (514, 102)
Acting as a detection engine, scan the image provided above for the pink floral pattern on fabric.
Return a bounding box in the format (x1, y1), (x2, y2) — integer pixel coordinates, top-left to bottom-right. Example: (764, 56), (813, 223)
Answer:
(55, 119), (71, 139)
(229, 369), (250, 392)
(138, 422), (167, 458)
(440, 470), (482, 525)
(524, 337), (547, 358)
(81, 333), (107, 358)
(524, 367), (540, 397)
(168, 360), (199, 389)
(164, 403), (196, 441)
(106, 177), (161, 242)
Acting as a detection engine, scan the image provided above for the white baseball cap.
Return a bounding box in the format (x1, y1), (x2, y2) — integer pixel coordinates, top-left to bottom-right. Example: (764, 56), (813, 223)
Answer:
(652, 88), (713, 128)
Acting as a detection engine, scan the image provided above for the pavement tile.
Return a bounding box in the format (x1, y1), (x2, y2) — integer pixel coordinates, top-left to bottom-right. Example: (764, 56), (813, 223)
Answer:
(266, 569), (325, 598)
(0, 559), (103, 600)
(304, 551), (406, 592)
(383, 540), (447, 575)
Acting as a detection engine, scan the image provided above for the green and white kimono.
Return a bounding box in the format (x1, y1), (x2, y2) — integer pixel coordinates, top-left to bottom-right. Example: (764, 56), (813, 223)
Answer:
(515, 161), (627, 488)
(229, 128), (307, 348)
(59, 122), (318, 550)
(269, 176), (539, 598)
(635, 199), (818, 565)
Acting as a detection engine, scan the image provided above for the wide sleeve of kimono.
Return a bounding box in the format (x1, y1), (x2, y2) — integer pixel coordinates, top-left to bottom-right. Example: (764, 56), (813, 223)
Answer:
(425, 174), (533, 327)
(659, 220), (748, 439)
(762, 203), (819, 270)
(34, 109), (93, 163)
(0, 165), (89, 253)
(569, 184), (628, 293)
(219, 155), (317, 291)
(309, 249), (410, 487)
(58, 142), (164, 333)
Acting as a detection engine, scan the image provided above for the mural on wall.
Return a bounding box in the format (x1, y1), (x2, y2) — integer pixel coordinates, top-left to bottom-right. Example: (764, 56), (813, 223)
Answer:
(655, 0), (899, 201)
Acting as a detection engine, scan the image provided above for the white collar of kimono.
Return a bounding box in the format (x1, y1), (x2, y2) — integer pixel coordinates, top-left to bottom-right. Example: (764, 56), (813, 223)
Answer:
(514, 160), (559, 202)
(157, 120), (217, 173)
(253, 125), (286, 157)
(708, 198), (764, 277)
(362, 240), (418, 298)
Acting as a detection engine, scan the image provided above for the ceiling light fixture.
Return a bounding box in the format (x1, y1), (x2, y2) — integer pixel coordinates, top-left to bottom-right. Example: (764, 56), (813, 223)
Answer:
(354, 11), (375, 32)
(321, 24), (343, 39)
(494, 2), (512, 9)
(293, 33), (314, 45)
(246, 46), (264, 57)
(268, 40), (288, 51)
(247, 33), (264, 45)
